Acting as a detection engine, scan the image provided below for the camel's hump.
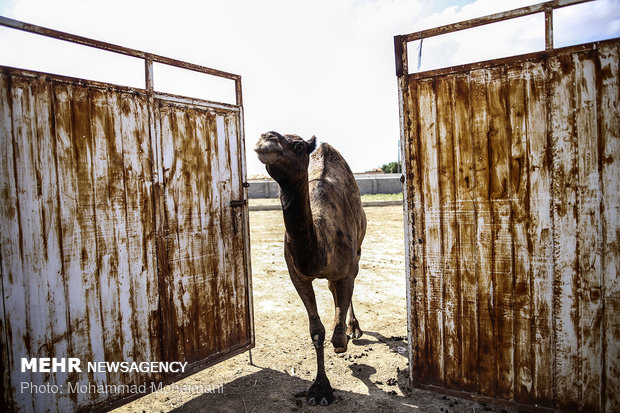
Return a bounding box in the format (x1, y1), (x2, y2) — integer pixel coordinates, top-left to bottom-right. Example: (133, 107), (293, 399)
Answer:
(307, 142), (359, 207)
(308, 142), (355, 182)
(307, 142), (365, 253)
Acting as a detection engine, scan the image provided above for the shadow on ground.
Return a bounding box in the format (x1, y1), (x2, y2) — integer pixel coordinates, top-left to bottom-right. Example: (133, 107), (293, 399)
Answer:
(354, 331), (408, 356)
(169, 332), (509, 413)
(171, 365), (427, 413)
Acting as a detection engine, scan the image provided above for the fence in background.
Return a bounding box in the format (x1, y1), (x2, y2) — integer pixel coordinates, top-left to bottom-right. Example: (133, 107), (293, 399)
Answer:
(248, 174), (403, 199)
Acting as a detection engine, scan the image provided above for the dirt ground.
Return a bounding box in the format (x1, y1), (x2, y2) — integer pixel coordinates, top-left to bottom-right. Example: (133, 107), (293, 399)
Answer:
(114, 203), (518, 413)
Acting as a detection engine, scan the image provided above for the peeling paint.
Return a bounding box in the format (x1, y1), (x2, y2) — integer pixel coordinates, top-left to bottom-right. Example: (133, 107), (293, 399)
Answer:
(399, 39), (620, 412)
(0, 64), (253, 412)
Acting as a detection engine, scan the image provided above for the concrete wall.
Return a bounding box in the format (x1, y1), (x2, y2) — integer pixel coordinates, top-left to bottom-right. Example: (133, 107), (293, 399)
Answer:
(248, 174), (402, 198)
(248, 179), (281, 198)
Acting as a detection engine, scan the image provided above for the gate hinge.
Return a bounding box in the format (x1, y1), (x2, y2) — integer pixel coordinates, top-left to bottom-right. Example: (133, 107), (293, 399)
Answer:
(230, 199), (247, 207)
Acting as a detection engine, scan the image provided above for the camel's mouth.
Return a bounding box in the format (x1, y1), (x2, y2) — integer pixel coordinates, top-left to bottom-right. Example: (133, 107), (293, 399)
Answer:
(255, 137), (282, 165)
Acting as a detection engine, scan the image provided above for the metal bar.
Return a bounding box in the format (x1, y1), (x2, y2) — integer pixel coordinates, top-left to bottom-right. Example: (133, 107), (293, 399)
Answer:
(401, 0), (593, 42)
(236, 101), (255, 353)
(545, 9), (554, 51)
(235, 78), (243, 106)
(403, 39), (613, 80)
(145, 55), (154, 91)
(152, 92), (241, 112)
(396, 51), (415, 389)
(0, 15), (240, 81)
(150, 54), (240, 81)
(394, 35), (405, 77)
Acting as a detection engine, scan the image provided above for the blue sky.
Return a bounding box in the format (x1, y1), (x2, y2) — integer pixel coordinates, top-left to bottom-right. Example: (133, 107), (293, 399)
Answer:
(1, 0), (619, 175)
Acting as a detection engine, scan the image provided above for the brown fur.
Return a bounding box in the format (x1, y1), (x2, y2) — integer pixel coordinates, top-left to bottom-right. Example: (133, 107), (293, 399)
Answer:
(255, 132), (366, 406)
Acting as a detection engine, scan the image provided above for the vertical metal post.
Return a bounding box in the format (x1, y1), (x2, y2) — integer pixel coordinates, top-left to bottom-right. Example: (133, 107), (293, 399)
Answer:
(144, 53), (174, 363)
(145, 55), (154, 91)
(235, 78), (243, 107)
(394, 35), (408, 77)
(233, 73), (255, 356)
(545, 8), (554, 51)
(394, 32), (415, 389)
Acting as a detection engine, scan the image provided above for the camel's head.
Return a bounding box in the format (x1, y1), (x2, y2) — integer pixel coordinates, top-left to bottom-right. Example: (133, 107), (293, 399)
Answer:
(255, 131), (317, 185)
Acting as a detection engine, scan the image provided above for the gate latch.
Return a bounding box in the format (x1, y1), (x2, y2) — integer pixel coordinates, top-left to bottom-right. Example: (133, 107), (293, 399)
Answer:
(230, 199), (246, 234)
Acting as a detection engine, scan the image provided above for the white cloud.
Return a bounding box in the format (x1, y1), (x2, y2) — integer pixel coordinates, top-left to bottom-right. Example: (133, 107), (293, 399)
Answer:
(553, 0), (620, 46)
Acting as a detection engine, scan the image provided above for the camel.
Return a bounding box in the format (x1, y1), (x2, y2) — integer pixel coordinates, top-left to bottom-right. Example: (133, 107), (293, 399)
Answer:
(255, 131), (367, 406)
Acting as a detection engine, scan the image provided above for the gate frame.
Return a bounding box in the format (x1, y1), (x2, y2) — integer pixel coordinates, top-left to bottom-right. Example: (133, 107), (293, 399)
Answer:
(0, 16), (255, 411)
(394, 0), (609, 412)
(394, 0), (594, 78)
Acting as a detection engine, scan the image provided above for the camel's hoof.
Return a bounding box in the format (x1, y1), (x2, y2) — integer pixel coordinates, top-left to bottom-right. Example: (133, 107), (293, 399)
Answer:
(348, 327), (363, 339)
(307, 377), (334, 406)
(331, 326), (350, 353)
(307, 397), (329, 406)
(308, 397), (331, 406)
(332, 335), (350, 353)
(347, 320), (363, 339)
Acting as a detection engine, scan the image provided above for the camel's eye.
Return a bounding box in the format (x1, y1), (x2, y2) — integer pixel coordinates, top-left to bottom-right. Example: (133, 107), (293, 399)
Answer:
(293, 142), (304, 152)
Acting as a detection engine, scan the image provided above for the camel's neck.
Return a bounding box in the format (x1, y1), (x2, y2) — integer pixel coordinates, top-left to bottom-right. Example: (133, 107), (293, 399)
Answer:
(279, 179), (325, 276)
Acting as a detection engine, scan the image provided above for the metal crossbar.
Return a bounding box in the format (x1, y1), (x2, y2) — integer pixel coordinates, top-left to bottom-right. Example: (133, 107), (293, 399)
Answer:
(394, 0), (595, 76)
(0, 16), (243, 105)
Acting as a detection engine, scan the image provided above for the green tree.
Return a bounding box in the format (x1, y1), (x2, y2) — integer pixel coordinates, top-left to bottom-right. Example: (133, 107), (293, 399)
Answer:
(380, 161), (402, 174)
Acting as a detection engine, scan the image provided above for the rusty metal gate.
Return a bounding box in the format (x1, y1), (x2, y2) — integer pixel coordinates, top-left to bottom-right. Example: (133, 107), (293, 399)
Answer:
(0, 18), (254, 412)
(395, 1), (619, 412)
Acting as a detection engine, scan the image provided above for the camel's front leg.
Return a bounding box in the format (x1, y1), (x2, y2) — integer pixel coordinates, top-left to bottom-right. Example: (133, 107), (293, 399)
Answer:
(290, 275), (334, 406)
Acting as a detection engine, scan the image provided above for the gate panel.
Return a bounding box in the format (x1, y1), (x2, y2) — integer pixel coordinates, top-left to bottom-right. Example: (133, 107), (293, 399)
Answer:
(0, 17), (253, 413)
(524, 61), (554, 404)
(452, 73), (477, 393)
(0, 64), (252, 412)
(118, 92), (162, 379)
(0, 72), (164, 411)
(158, 101), (251, 366)
(506, 63), (530, 403)
(399, 39), (620, 411)
(55, 83), (109, 409)
(599, 42), (620, 413)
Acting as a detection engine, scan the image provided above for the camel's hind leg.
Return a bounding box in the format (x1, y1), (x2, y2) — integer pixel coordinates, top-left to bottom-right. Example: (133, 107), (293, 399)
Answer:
(327, 280), (339, 330)
(329, 280), (363, 342)
(329, 278), (355, 353)
(347, 302), (363, 339)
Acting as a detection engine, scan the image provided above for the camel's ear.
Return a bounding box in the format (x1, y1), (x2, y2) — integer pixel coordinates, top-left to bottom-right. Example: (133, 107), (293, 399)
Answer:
(307, 136), (317, 154)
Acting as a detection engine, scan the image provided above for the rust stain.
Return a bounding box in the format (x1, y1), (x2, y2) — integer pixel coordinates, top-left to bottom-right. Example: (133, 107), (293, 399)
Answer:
(158, 101), (250, 364)
(1, 66), (252, 411)
(400, 37), (620, 412)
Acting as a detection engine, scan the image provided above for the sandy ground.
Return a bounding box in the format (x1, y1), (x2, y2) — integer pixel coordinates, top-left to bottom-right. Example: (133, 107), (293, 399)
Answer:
(114, 204), (517, 413)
